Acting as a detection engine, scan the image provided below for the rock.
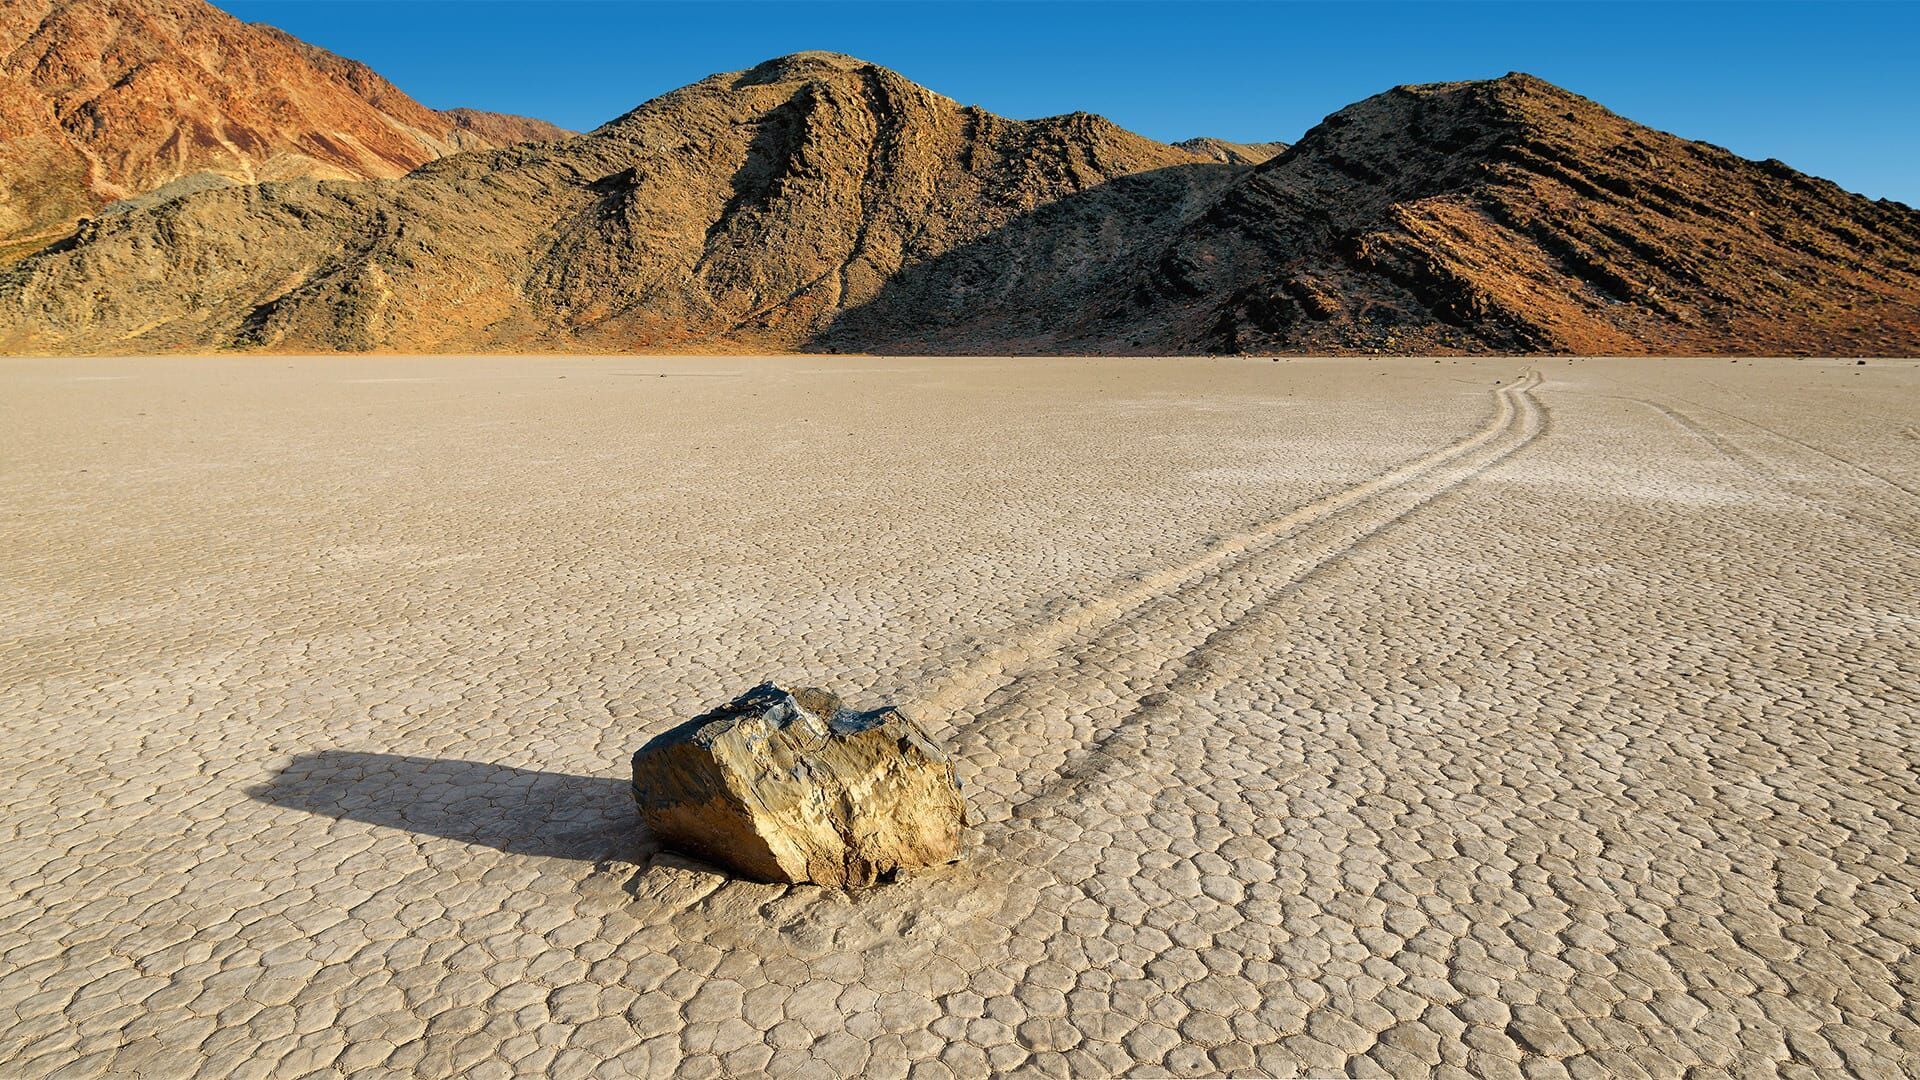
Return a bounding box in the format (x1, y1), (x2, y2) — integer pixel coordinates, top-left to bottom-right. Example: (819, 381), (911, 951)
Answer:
(630, 683), (965, 886)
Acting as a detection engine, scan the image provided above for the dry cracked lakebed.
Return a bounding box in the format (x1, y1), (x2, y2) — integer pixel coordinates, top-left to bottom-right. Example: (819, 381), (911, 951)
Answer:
(1, 354), (1917, 1078)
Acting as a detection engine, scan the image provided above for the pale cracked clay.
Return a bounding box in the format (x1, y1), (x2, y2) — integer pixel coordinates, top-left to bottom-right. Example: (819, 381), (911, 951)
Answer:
(632, 682), (965, 885)
(3, 355), (1918, 1076)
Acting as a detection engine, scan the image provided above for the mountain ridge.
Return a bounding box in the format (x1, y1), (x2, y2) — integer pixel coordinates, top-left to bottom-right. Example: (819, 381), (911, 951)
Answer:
(3, 47), (1916, 356)
(1173, 138), (1290, 166)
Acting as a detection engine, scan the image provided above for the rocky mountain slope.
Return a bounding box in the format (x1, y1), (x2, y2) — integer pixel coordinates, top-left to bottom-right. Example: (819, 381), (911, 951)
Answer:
(2, 51), (1915, 356)
(0, 0), (568, 260)
(1078, 74), (1920, 356)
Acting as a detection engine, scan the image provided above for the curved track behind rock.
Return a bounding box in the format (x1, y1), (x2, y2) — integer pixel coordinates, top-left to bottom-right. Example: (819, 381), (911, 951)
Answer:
(925, 373), (1545, 826)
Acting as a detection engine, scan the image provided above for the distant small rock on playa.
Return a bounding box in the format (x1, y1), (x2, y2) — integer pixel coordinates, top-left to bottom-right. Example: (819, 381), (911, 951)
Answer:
(631, 682), (965, 886)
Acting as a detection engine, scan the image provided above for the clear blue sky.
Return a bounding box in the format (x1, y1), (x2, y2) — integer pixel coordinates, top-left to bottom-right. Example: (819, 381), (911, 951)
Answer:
(221, 1), (1918, 205)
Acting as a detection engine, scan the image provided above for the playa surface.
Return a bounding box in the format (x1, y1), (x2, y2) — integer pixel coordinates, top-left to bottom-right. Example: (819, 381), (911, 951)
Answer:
(2, 355), (1915, 1078)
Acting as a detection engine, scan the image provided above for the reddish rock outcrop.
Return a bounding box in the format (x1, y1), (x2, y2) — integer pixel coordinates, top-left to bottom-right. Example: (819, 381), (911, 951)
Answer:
(0, 0), (569, 258)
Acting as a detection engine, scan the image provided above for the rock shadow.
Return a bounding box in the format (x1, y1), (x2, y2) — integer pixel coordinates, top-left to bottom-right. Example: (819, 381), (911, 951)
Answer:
(251, 751), (653, 864)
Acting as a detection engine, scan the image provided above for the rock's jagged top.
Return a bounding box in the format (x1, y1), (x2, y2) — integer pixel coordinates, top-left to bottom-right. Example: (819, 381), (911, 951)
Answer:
(2, 52), (1915, 356)
(631, 682), (965, 886)
(0, 0), (570, 258)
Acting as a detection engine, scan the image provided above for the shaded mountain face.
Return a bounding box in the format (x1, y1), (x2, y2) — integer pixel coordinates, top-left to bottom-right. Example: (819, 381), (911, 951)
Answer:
(2, 54), (1916, 356)
(0, 0), (569, 260)
(837, 74), (1920, 356)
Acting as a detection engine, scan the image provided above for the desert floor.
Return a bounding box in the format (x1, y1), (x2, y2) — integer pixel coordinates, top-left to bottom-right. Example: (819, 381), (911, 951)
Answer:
(2, 355), (1916, 1079)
